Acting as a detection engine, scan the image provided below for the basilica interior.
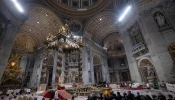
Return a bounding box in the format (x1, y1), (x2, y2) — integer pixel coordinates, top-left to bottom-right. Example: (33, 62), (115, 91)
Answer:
(0, 0), (175, 99)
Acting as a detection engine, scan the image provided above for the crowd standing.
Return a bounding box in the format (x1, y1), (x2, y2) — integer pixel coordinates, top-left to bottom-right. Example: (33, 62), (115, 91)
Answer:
(87, 91), (175, 100)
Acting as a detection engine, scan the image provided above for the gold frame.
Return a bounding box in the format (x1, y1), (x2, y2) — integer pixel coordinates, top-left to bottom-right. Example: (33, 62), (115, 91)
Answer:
(168, 42), (175, 63)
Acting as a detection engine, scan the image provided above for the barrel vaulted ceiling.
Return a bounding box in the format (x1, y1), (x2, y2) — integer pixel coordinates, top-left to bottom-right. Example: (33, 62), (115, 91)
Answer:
(14, 5), (63, 51)
(84, 11), (119, 45)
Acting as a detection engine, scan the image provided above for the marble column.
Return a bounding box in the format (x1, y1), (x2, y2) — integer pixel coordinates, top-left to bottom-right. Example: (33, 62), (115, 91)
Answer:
(37, 55), (44, 89)
(101, 57), (110, 83)
(90, 50), (95, 84)
(51, 51), (58, 87)
(120, 31), (142, 83)
(19, 56), (28, 72)
(29, 55), (43, 88)
(61, 54), (65, 83)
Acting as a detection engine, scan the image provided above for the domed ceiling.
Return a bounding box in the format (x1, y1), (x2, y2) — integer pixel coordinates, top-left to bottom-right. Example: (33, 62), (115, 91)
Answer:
(43, 0), (111, 17)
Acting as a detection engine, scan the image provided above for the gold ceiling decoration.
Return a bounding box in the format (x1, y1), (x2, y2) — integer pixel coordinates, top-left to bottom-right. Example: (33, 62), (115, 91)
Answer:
(168, 42), (175, 62)
(140, 59), (153, 67)
(18, 5), (63, 46)
(138, 0), (156, 8)
(13, 34), (38, 52)
(43, 0), (111, 17)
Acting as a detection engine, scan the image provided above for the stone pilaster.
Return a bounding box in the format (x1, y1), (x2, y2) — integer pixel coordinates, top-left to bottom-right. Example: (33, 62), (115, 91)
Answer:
(0, 0), (26, 82)
(51, 51), (58, 87)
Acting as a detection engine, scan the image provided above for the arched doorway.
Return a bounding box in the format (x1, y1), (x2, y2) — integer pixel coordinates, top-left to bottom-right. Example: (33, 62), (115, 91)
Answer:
(119, 71), (130, 82)
(138, 59), (156, 83)
(93, 55), (102, 84)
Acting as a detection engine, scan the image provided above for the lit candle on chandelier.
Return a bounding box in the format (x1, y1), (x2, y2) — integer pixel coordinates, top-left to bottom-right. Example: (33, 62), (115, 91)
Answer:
(79, 37), (82, 44)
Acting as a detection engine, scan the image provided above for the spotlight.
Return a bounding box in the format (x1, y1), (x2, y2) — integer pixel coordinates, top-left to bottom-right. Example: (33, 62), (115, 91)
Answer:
(11, 0), (24, 13)
(67, 35), (70, 38)
(118, 5), (131, 22)
(73, 36), (78, 38)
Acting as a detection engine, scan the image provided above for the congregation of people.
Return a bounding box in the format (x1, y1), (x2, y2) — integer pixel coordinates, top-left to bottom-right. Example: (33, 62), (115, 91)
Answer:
(87, 91), (175, 100)
(0, 88), (34, 100)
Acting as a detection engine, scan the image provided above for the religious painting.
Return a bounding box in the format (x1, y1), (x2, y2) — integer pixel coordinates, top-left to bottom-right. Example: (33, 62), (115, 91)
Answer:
(153, 12), (169, 29)
(168, 42), (175, 63)
(68, 20), (82, 33)
(128, 23), (143, 45)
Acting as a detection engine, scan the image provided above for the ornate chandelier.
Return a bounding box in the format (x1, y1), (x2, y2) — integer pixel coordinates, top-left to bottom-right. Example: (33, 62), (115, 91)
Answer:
(44, 20), (83, 53)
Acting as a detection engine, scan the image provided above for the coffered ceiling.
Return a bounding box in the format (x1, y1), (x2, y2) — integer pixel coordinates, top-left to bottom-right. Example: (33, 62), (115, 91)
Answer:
(14, 5), (63, 51)
(43, 0), (111, 18)
(84, 11), (119, 45)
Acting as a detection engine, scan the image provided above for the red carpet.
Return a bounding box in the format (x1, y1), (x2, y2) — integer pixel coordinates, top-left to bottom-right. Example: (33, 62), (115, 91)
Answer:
(58, 90), (72, 100)
(126, 88), (147, 90)
(42, 85), (72, 100)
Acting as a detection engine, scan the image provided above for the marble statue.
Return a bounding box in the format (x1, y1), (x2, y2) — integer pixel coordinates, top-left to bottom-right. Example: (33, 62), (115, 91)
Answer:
(148, 66), (155, 77)
(155, 13), (166, 27)
(72, 75), (75, 82)
(59, 72), (64, 84)
(47, 33), (54, 41)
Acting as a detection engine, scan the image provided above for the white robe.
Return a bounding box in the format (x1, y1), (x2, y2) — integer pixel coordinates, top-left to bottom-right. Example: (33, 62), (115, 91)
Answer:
(55, 91), (59, 99)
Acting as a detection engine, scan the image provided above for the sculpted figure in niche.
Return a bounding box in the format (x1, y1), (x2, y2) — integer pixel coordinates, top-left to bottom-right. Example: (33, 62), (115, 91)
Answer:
(154, 12), (168, 28)
(148, 66), (156, 77)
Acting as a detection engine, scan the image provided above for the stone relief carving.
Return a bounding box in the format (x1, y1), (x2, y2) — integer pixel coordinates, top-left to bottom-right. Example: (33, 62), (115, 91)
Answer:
(129, 23), (143, 45)
(13, 34), (37, 52)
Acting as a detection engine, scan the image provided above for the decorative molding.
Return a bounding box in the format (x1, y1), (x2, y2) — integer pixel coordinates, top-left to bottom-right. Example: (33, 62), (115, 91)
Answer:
(138, 0), (157, 8)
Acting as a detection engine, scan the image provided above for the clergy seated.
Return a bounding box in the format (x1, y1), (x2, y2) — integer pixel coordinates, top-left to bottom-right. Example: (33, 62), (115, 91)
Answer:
(28, 96), (34, 100)
(18, 95), (23, 100)
(23, 95), (29, 100)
